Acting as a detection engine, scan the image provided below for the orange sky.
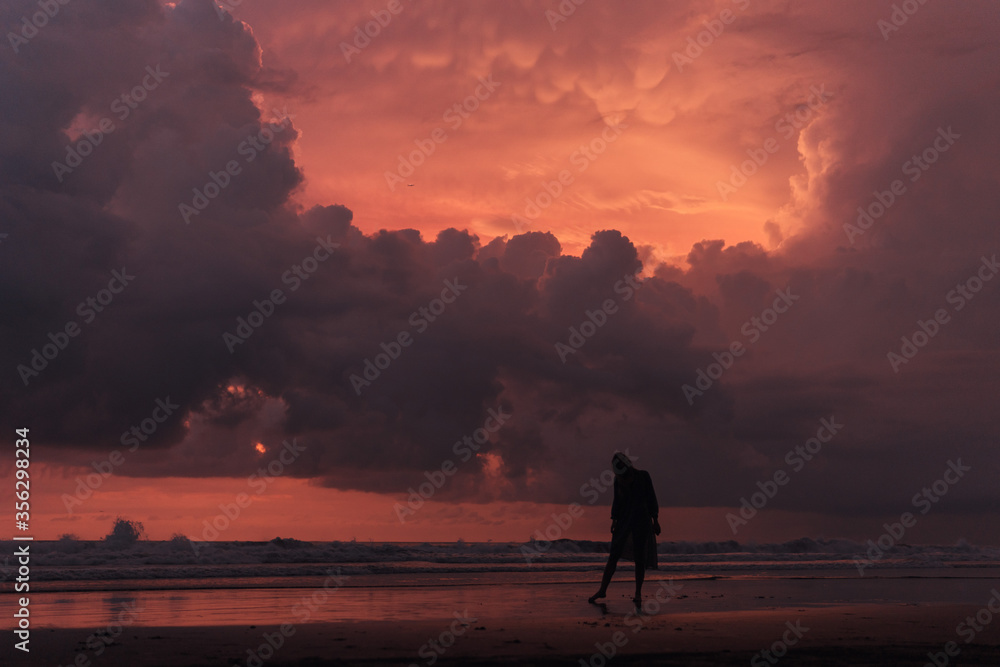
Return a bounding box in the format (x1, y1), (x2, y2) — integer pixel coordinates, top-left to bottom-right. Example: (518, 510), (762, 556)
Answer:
(229, 0), (849, 260)
(29, 458), (1000, 545)
(5, 0), (999, 547)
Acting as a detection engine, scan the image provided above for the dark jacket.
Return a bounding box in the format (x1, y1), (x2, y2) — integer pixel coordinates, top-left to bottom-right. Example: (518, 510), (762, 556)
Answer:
(611, 469), (658, 527)
(611, 469), (659, 569)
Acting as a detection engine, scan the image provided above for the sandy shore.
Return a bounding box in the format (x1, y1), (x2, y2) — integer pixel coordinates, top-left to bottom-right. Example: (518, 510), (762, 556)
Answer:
(22, 602), (1000, 666)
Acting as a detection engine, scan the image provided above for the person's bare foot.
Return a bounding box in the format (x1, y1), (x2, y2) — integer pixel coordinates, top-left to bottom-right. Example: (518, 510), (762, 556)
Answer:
(633, 596), (643, 611)
(588, 591), (606, 603)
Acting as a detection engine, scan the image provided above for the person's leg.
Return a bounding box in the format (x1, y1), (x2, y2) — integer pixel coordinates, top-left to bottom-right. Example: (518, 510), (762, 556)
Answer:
(631, 526), (647, 606)
(590, 529), (629, 601)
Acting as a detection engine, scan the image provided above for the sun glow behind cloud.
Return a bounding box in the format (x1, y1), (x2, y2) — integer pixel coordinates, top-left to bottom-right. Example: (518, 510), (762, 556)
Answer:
(227, 0), (874, 260)
(4, 0), (999, 546)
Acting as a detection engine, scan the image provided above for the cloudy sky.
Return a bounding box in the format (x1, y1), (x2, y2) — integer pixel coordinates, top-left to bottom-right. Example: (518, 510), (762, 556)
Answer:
(2, 0), (998, 544)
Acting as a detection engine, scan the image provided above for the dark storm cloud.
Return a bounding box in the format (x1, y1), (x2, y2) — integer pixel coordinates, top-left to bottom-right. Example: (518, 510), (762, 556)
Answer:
(1, 0), (997, 524)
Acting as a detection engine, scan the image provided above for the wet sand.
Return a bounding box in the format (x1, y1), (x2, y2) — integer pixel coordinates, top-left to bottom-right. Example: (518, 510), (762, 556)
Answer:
(22, 607), (1000, 666)
(18, 581), (1000, 666)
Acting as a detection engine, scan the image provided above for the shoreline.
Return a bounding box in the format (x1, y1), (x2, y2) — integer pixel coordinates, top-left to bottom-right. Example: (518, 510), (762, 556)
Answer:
(19, 603), (1000, 666)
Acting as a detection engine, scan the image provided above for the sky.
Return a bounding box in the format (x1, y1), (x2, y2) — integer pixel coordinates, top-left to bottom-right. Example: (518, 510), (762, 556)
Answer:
(1, 0), (999, 545)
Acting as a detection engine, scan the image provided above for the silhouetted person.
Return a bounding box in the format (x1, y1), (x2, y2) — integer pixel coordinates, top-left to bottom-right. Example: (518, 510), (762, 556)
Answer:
(588, 452), (660, 609)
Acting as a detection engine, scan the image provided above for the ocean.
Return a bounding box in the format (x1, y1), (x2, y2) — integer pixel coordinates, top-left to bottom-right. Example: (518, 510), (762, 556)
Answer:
(4, 537), (1000, 630)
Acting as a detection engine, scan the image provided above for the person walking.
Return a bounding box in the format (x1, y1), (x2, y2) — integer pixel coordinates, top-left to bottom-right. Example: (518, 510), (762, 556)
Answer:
(588, 452), (660, 609)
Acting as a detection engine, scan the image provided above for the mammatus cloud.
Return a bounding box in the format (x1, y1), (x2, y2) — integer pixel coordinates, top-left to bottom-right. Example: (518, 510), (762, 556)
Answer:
(1, 0), (997, 534)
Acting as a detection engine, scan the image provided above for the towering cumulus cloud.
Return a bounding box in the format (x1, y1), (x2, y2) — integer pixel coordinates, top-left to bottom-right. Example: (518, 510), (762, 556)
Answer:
(0, 0), (997, 537)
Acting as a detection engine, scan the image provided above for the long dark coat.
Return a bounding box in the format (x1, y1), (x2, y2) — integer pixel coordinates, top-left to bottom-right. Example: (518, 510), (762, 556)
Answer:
(611, 469), (659, 569)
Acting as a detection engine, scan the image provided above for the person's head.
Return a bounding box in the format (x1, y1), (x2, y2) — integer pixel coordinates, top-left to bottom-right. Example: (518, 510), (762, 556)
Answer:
(611, 451), (634, 477)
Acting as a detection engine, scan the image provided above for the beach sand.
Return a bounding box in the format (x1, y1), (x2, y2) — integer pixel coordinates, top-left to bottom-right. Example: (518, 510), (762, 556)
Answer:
(22, 586), (1000, 666)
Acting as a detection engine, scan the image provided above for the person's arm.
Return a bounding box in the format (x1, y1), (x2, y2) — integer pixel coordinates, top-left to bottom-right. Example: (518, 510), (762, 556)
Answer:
(610, 476), (621, 533)
(646, 471), (661, 535)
